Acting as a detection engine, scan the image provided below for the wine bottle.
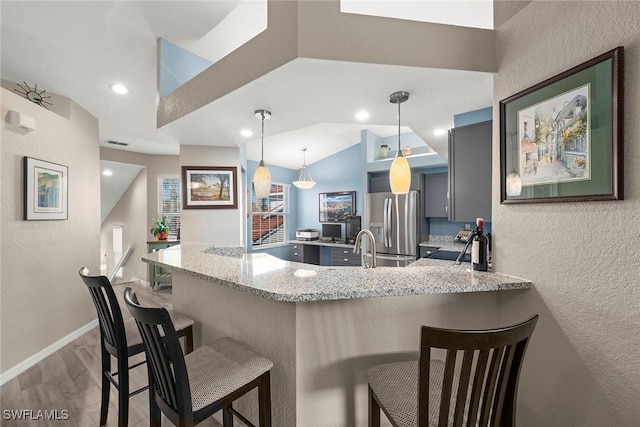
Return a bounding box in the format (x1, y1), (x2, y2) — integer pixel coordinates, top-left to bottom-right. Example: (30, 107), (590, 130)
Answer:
(472, 218), (488, 271)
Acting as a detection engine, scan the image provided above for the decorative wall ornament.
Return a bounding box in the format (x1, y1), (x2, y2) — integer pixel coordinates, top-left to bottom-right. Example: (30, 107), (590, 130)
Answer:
(14, 82), (53, 110)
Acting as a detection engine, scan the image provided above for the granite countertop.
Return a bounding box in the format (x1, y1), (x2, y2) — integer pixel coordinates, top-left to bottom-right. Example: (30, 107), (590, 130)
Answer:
(141, 244), (530, 302)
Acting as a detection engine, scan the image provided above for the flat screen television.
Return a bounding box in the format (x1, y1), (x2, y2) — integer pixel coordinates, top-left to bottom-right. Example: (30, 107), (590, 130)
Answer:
(318, 191), (356, 222)
(322, 224), (342, 240)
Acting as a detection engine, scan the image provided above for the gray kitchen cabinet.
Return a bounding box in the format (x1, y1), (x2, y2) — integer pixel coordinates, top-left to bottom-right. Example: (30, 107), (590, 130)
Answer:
(448, 120), (492, 222)
(424, 172), (448, 218)
(289, 243), (320, 265)
(369, 172), (423, 193)
(330, 247), (362, 266)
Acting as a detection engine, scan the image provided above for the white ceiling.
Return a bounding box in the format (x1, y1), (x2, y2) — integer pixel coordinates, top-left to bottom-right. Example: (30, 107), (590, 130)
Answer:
(0, 1), (494, 170)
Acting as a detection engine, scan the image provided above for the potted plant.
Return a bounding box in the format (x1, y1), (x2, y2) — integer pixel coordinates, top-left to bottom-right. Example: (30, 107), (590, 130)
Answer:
(151, 218), (170, 240)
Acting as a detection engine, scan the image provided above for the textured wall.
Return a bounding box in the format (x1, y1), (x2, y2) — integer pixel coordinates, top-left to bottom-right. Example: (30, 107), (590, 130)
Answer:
(180, 145), (243, 245)
(1, 88), (100, 373)
(100, 168), (148, 282)
(493, 2), (640, 425)
(100, 148), (181, 285)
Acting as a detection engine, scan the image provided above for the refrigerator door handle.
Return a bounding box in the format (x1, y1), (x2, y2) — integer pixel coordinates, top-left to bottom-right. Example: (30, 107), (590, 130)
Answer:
(386, 197), (393, 247)
(383, 197), (389, 247)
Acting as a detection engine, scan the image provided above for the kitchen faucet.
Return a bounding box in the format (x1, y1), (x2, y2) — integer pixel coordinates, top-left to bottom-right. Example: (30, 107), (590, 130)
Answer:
(354, 229), (377, 268)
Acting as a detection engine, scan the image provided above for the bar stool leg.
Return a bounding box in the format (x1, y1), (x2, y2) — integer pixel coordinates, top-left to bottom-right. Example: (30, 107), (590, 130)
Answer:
(368, 386), (381, 427)
(223, 404), (234, 426)
(258, 371), (272, 427)
(99, 346), (111, 426)
(117, 354), (129, 427)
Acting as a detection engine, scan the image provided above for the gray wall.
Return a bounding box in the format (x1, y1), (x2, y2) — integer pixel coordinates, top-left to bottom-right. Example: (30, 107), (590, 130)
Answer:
(100, 147), (181, 283)
(493, 2), (640, 425)
(1, 88), (100, 374)
(100, 168), (148, 282)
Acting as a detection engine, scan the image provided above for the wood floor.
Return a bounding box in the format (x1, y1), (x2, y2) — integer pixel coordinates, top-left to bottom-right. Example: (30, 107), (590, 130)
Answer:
(0, 281), (222, 427)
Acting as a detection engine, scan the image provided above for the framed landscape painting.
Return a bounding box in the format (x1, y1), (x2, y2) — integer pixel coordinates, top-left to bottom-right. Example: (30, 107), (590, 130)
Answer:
(24, 157), (68, 220)
(500, 46), (623, 204)
(182, 166), (238, 209)
(319, 191), (356, 222)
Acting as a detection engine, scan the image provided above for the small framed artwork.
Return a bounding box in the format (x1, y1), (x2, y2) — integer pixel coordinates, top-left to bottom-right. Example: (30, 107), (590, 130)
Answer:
(182, 166), (238, 209)
(24, 157), (68, 220)
(319, 191), (356, 222)
(500, 46), (623, 204)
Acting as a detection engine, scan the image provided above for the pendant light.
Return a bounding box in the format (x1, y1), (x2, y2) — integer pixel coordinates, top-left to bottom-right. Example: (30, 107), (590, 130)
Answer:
(293, 148), (316, 189)
(252, 109), (272, 199)
(389, 91), (411, 194)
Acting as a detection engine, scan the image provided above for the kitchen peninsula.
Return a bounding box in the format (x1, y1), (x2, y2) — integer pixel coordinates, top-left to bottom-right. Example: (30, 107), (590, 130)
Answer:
(142, 244), (531, 427)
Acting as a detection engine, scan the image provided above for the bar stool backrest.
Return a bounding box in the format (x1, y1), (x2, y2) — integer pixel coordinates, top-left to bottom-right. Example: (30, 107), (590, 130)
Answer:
(418, 315), (538, 427)
(124, 287), (193, 425)
(78, 267), (127, 354)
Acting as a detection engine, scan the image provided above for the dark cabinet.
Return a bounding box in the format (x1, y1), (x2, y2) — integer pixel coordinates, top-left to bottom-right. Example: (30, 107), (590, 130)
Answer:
(369, 172), (423, 193)
(289, 243), (320, 265)
(331, 247), (361, 266)
(448, 120), (492, 222)
(424, 172), (448, 218)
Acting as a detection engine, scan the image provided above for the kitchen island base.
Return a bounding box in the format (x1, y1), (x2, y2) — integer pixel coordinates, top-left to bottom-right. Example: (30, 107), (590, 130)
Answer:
(172, 271), (501, 427)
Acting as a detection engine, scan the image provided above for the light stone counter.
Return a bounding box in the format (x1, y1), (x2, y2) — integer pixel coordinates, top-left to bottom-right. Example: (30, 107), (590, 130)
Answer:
(141, 244), (531, 427)
(141, 244), (530, 303)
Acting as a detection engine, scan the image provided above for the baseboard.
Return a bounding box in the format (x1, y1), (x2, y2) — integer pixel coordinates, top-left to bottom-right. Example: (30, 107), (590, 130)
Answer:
(0, 319), (99, 386)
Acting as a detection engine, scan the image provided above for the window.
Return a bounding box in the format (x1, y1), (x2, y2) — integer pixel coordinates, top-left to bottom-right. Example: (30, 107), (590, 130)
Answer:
(251, 183), (288, 248)
(158, 176), (181, 237)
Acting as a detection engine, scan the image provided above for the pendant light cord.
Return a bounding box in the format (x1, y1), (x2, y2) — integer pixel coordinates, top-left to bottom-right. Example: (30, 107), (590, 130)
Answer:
(261, 112), (265, 162)
(397, 99), (401, 152)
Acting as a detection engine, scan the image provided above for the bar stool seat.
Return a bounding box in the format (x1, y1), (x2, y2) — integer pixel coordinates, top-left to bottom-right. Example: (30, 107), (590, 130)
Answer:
(186, 337), (273, 411)
(367, 360), (448, 427)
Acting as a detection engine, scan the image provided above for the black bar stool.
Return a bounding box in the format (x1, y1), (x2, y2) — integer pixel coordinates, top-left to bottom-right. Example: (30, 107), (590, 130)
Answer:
(124, 287), (273, 427)
(367, 315), (538, 427)
(79, 267), (194, 426)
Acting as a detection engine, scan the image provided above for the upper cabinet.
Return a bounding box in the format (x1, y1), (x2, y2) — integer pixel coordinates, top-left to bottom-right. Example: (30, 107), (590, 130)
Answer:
(424, 172), (448, 218)
(448, 120), (492, 222)
(369, 172), (424, 193)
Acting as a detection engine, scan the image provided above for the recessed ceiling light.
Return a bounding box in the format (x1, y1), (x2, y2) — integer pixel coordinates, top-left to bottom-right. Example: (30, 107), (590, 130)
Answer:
(355, 110), (370, 121)
(102, 169), (113, 176)
(240, 129), (253, 137)
(433, 128), (446, 136)
(110, 83), (128, 95)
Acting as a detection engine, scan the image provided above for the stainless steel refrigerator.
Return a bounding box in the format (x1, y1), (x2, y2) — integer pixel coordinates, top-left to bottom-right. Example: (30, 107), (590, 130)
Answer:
(365, 190), (421, 267)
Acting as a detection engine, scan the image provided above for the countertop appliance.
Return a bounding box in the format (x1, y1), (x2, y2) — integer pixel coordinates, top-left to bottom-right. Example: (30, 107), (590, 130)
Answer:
(365, 191), (421, 267)
(296, 229), (319, 241)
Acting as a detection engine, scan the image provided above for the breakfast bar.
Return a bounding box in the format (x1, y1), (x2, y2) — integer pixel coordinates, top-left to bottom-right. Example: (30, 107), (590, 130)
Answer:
(142, 244), (531, 427)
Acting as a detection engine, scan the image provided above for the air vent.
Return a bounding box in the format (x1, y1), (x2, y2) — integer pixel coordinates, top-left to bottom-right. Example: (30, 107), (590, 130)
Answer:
(106, 140), (129, 146)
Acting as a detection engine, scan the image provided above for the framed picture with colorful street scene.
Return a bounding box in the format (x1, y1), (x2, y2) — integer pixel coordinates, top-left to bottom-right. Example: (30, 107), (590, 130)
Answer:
(500, 46), (623, 204)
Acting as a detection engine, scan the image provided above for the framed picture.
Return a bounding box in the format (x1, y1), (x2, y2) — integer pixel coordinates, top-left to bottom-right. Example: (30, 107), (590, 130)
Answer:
(319, 191), (356, 222)
(500, 46), (623, 204)
(24, 157), (68, 220)
(182, 166), (238, 209)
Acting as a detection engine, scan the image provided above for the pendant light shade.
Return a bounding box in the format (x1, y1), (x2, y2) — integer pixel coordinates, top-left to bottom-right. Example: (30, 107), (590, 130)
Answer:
(293, 148), (316, 189)
(252, 109), (272, 199)
(389, 91), (411, 194)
